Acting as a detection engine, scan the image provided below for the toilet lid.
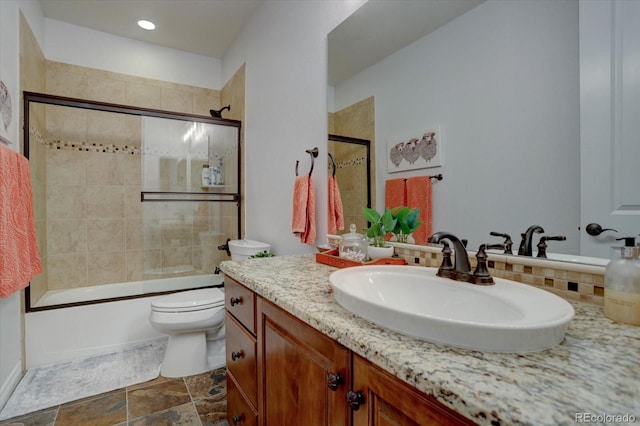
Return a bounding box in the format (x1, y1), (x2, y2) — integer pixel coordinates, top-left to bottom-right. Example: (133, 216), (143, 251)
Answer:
(151, 288), (225, 312)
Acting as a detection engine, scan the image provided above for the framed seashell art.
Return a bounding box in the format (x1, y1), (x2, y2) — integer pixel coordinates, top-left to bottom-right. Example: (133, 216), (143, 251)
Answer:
(387, 127), (442, 173)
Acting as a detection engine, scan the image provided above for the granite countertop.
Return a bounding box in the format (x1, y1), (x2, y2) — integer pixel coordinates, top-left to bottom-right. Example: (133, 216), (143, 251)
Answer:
(220, 254), (640, 426)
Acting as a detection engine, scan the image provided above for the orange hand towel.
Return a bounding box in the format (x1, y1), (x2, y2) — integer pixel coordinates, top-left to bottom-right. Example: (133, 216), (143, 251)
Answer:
(292, 175), (309, 234)
(292, 175), (316, 245)
(406, 176), (432, 245)
(0, 145), (42, 298)
(385, 178), (406, 210)
(328, 176), (344, 235)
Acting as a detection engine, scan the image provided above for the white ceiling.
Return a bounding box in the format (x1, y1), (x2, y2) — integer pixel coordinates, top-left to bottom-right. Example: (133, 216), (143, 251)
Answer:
(38, 0), (484, 84)
(39, 0), (263, 59)
(328, 0), (485, 86)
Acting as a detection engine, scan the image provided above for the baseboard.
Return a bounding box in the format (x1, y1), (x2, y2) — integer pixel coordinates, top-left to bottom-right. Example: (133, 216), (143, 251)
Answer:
(0, 361), (23, 412)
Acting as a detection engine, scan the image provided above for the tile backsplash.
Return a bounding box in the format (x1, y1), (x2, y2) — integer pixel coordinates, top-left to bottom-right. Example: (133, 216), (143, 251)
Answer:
(327, 236), (606, 305)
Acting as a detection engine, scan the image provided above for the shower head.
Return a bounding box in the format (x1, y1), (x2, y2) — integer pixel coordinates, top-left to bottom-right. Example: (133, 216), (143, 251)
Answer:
(210, 105), (231, 118)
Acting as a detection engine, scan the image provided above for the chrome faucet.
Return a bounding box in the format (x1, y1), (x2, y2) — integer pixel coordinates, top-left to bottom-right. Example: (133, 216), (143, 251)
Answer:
(517, 225), (544, 256)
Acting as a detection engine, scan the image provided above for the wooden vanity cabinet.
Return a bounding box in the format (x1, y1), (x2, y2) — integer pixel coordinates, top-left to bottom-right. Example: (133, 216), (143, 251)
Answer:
(257, 297), (351, 425)
(225, 276), (476, 426)
(225, 277), (258, 425)
(351, 355), (476, 426)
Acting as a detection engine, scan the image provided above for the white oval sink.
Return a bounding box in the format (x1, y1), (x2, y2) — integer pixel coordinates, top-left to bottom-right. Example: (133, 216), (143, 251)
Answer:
(329, 265), (574, 353)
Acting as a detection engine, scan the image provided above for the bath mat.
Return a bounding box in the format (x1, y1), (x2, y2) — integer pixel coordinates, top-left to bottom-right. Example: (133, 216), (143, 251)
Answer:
(0, 339), (167, 420)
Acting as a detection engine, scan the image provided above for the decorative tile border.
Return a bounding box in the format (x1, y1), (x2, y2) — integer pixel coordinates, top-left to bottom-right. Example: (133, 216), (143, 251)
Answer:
(48, 139), (141, 154)
(326, 236), (606, 305)
(30, 125), (141, 155)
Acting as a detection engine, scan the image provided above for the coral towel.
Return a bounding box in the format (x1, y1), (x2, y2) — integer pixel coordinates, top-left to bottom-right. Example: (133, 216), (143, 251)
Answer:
(0, 144), (42, 298)
(384, 178), (406, 211)
(406, 176), (432, 245)
(292, 175), (316, 245)
(328, 176), (344, 235)
(385, 176), (433, 245)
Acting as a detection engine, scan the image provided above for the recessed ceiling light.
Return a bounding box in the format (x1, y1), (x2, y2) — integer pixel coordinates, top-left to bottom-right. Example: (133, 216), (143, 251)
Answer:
(137, 19), (156, 31)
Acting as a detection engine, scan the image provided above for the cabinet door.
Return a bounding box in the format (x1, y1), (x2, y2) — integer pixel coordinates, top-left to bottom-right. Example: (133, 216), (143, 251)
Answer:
(351, 355), (475, 426)
(226, 312), (257, 409)
(257, 297), (351, 426)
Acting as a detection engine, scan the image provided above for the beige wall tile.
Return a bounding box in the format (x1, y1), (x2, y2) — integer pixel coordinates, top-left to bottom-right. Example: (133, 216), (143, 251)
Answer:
(124, 186), (142, 219)
(46, 105), (88, 143)
(123, 154), (142, 185)
(47, 253), (88, 290)
(46, 65), (88, 99)
(47, 220), (87, 255)
(86, 152), (125, 185)
(126, 219), (144, 250)
(88, 252), (126, 285)
(47, 185), (87, 220)
(47, 149), (86, 186)
(126, 82), (161, 109)
(87, 110), (130, 146)
(87, 185), (125, 218)
(194, 88), (220, 117)
(161, 246), (192, 269)
(87, 219), (126, 252)
(161, 87), (193, 114)
(87, 75), (126, 104)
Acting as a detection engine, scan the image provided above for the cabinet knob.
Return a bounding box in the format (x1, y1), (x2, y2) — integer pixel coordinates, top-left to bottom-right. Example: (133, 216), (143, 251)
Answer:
(230, 297), (242, 306)
(232, 415), (243, 425)
(327, 372), (344, 391)
(347, 390), (365, 411)
(231, 350), (244, 361)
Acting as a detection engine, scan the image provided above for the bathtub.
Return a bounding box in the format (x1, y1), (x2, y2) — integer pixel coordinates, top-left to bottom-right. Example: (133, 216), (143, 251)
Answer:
(25, 274), (224, 369)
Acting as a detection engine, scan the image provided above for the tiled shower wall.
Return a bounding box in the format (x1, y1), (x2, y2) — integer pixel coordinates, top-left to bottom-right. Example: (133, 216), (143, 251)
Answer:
(20, 14), (241, 302)
(329, 97), (375, 234)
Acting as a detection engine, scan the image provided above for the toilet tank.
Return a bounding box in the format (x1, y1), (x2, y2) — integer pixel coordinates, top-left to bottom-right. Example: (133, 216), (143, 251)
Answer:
(228, 239), (271, 261)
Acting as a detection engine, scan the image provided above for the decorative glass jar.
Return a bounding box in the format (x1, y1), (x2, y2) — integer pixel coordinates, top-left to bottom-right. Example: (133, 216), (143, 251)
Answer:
(339, 224), (368, 262)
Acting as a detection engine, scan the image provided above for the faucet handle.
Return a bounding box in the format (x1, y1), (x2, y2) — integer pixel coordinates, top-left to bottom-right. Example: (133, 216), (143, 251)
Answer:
(437, 241), (454, 277)
(536, 236), (566, 258)
(490, 232), (513, 254)
(472, 244), (495, 285)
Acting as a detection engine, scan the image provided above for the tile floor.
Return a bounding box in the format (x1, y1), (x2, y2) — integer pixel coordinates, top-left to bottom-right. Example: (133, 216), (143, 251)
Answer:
(0, 367), (228, 426)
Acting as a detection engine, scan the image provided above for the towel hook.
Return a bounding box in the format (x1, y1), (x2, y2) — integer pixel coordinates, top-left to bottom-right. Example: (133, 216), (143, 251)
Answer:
(295, 147), (319, 177)
(328, 153), (336, 177)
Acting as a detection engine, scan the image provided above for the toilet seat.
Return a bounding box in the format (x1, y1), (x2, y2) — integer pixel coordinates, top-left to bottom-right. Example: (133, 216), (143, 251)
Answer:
(151, 288), (224, 313)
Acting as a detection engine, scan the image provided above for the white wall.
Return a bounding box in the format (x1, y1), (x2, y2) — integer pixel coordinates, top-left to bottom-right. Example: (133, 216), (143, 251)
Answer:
(222, 0), (365, 255)
(0, 0), (44, 410)
(334, 0), (581, 253)
(44, 18), (221, 90)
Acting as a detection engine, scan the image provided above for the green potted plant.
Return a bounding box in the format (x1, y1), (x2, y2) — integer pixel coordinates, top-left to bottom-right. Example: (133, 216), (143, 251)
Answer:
(390, 206), (422, 243)
(362, 207), (396, 259)
(249, 250), (276, 258)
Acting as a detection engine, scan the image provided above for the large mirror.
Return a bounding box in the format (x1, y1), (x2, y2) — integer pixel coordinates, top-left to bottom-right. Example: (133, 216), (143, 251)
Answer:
(328, 0), (640, 264)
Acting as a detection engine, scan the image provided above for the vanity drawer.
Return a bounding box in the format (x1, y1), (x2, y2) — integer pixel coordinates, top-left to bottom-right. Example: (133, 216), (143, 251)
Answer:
(226, 312), (257, 408)
(225, 276), (256, 334)
(227, 372), (258, 426)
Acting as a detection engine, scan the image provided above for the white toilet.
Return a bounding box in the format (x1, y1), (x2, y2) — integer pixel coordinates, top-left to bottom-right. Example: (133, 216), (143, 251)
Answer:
(228, 239), (271, 260)
(150, 288), (226, 378)
(149, 239), (270, 378)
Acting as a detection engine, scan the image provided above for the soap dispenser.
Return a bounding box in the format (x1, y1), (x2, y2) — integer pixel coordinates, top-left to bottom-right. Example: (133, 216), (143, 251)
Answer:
(604, 237), (640, 325)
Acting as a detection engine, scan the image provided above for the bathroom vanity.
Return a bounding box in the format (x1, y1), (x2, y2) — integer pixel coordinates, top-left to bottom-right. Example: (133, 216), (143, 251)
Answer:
(221, 255), (640, 425)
